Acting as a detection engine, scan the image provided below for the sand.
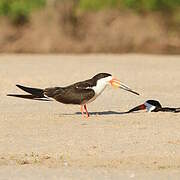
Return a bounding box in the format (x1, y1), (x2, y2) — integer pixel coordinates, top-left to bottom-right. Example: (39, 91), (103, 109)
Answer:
(0, 54), (180, 179)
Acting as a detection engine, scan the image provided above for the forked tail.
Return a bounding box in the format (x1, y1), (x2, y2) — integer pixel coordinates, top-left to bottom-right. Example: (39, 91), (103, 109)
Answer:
(7, 84), (52, 101)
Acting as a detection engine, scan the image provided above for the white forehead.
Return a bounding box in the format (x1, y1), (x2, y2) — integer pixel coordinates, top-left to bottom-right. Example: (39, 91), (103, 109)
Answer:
(144, 102), (156, 112)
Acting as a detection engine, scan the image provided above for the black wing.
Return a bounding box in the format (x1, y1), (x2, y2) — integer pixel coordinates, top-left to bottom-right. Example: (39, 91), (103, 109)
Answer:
(16, 84), (44, 97)
(44, 84), (95, 105)
(73, 78), (95, 89)
(158, 107), (180, 113)
(43, 78), (96, 105)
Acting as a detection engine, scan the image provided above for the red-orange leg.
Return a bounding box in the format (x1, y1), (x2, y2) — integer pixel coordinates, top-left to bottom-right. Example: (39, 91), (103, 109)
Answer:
(84, 104), (89, 118)
(80, 105), (85, 118)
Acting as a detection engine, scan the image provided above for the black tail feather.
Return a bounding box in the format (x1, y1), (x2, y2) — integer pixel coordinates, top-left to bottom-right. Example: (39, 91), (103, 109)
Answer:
(16, 84), (44, 97)
(7, 84), (51, 101)
(7, 94), (52, 101)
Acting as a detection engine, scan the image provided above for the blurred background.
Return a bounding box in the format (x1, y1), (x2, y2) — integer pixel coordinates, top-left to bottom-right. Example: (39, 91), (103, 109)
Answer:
(0, 0), (179, 54)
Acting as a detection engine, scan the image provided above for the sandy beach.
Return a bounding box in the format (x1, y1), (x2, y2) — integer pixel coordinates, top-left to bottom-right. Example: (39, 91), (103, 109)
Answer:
(0, 54), (180, 179)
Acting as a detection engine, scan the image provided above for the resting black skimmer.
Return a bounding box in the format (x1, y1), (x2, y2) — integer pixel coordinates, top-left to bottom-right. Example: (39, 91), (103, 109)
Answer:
(127, 100), (180, 113)
(7, 73), (139, 118)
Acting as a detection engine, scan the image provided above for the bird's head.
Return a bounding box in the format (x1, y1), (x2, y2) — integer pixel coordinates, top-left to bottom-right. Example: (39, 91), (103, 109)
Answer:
(145, 100), (162, 112)
(128, 100), (162, 113)
(92, 73), (139, 96)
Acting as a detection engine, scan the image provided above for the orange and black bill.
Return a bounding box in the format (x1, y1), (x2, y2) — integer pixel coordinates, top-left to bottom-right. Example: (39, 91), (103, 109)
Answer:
(110, 78), (140, 96)
(127, 104), (146, 113)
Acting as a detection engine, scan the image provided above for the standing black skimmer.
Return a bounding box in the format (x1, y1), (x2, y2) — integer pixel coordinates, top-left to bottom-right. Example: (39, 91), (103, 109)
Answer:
(7, 73), (139, 118)
(127, 100), (180, 113)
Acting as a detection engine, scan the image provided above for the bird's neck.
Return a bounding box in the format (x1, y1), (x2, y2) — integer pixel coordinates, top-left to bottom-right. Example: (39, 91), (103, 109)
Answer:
(92, 81), (107, 96)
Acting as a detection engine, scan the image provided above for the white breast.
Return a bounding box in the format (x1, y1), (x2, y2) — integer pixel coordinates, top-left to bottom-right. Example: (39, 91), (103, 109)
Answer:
(86, 76), (112, 104)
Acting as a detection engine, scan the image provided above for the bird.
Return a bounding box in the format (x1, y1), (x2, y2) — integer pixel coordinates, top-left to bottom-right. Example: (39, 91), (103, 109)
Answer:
(7, 73), (139, 118)
(127, 99), (180, 113)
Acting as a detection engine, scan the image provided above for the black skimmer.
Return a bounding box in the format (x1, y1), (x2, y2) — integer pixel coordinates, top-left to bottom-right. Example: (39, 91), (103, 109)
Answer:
(7, 73), (139, 118)
(127, 100), (180, 113)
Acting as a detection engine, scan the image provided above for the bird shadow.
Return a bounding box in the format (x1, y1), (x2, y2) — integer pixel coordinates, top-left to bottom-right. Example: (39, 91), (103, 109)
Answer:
(60, 110), (130, 116)
(76, 111), (129, 115)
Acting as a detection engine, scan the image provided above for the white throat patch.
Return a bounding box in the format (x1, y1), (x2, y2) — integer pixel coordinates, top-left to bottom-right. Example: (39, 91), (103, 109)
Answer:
(144, 102), (156, 112)
(92, 76), (112, 95)
(86, 76), (112, 104)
